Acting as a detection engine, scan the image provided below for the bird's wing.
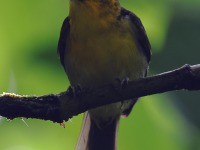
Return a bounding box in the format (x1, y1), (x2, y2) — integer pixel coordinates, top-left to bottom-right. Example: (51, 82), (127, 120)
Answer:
(120, 8), (151, 63)
(57, 17), (70, 68)
(119, 8), (151, 117)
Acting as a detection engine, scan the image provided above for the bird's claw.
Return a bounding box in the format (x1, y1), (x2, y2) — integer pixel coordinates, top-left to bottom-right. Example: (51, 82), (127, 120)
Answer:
(66, 85), (83, 98)
(114, 77), (130, 88)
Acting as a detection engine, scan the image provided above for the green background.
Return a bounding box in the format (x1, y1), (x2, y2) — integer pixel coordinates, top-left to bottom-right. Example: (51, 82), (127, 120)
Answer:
(0, 0), (200, 150)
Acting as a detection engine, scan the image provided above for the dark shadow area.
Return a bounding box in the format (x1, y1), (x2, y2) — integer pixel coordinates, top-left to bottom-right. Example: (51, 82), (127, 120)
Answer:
(151, 7), (200, 130)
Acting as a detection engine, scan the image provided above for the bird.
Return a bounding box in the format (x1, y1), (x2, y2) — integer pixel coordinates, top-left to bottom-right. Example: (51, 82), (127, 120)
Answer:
(57, 0), (151, 150)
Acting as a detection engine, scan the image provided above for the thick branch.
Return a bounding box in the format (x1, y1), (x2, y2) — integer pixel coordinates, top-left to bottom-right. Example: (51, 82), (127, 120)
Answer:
(0, 64), (200, 123)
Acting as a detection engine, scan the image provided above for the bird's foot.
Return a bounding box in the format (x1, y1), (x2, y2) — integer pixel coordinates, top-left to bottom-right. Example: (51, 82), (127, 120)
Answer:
(114, 77), (130, 88)
(66, 85), (83, 98)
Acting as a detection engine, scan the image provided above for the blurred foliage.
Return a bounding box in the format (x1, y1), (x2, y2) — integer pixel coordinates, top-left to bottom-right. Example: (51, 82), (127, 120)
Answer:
(0, 0), (200, 150)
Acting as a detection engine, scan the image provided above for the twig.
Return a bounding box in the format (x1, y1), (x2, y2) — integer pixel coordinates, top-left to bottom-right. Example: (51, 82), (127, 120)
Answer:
(0, 64), (200, 123)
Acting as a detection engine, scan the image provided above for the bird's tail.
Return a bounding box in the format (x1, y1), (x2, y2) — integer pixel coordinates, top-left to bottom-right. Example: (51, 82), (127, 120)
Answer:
(75, 112), (119, 150)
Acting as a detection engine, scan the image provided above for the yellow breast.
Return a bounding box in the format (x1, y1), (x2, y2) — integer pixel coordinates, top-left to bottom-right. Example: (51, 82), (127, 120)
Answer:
(65, 18), (147, 88)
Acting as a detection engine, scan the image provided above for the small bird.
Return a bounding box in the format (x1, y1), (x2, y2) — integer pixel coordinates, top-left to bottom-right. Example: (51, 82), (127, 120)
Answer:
(57, 0), (151, 150)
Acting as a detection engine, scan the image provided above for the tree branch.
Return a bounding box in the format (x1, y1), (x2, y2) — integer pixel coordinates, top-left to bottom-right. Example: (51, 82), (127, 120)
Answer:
(0, 64), (200, 123)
